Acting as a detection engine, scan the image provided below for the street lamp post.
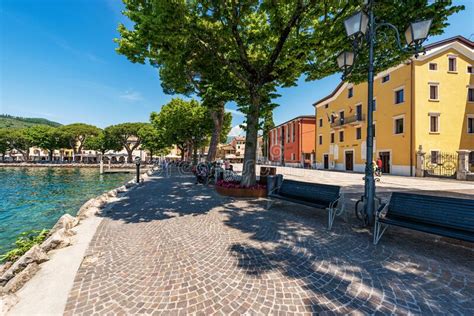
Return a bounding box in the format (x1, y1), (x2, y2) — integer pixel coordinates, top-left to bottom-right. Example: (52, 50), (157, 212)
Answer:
(338, 0), (431, 225)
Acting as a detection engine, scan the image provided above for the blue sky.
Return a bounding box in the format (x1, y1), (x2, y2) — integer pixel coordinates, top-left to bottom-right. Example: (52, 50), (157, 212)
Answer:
(1, 0), (473, 134)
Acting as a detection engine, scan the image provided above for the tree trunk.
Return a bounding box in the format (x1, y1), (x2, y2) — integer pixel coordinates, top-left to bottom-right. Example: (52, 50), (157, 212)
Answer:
(207, 102), (225, 162)
(241, 90), (260, 187)
(48, 150), (53, 162)
(125, 147), (133, 163)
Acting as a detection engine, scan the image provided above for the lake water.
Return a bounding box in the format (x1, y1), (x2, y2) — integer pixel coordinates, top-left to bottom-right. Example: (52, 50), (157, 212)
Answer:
(0, 168), (132, 255)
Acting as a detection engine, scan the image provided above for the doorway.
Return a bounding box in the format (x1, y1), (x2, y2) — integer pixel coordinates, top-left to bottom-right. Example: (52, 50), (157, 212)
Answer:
(379, 151), (391, 174)
(323, 154), (329, 169)
(345, 151), (354, 171)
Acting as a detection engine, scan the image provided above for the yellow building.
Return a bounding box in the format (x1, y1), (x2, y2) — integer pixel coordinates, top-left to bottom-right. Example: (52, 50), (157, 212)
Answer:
(313, 36), (474, 176)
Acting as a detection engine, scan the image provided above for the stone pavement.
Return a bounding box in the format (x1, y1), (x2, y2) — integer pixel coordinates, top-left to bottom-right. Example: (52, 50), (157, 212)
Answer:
(64, 172), (473, 315)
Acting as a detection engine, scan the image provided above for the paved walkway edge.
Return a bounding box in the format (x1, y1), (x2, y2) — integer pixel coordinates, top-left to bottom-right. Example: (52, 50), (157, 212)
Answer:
(6, 215), (104, 316)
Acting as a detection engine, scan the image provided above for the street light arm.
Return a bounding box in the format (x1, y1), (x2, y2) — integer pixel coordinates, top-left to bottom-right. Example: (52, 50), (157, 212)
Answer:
(374, 22), (404, 51)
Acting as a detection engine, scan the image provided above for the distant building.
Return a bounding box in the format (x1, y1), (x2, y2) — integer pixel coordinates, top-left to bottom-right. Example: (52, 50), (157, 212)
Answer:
(268, 115), (316, 167)
(230, 136), (246, 158)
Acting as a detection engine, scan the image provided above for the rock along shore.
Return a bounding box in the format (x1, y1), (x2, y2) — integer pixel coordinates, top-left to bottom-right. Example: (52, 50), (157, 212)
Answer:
(0, 169), (155, 314)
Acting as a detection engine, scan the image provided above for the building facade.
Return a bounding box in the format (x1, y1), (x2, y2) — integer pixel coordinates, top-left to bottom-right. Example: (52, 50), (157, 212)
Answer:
(313, 36), (474, 176)
(268, 115), (316, 167)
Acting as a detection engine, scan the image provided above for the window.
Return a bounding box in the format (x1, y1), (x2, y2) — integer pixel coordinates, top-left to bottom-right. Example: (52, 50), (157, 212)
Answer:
(319, 118), (323, 127)
(394, 117), (404, 134)
(330, 132), (335, 143)
(468, 66), (473, 74)
(468, 88), (474, 102)
(372, 99), (376, 111)
(292, 123), (296, 142)
(356, 127), (362, 140)
(356, 104), (362, 120)
(339, 111), (345, 124)
(287, 125), (290, 143)
(395, 88), (404, 104)
(325, 104), (329, 109)
(382, 75), (390, 83)
(330, 114), (335, 124)
(348, 87), (353, 98)
(319, 135), (323, 145)
(372, 124), (376, 137)
(429, 114), (439, 133)
(448, 57), (457, 72)
(339, 131), (344, 142)
(469, 152), (474, 165)
(429, 63), (437, 70)
(291, 153), (295, 161)
(431, 151), (440, 164)
(468, 117), (474, 134)
(429, 84), (438, 100)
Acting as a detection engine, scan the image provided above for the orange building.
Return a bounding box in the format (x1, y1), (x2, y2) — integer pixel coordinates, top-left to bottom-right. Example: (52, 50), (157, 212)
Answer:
(268, 115), (316, 167)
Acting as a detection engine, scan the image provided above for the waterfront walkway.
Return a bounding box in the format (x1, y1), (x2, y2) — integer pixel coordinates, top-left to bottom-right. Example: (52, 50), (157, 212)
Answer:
(62, 172), (473, 315)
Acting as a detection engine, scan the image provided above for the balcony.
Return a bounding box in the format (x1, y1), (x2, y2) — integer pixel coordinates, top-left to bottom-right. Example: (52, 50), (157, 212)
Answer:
(330, 114), (365, 128)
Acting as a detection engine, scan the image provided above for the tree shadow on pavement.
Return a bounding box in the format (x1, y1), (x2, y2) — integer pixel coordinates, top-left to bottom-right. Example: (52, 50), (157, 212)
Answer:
(222, 199), (474, 314)
(100, 174), (232, 224)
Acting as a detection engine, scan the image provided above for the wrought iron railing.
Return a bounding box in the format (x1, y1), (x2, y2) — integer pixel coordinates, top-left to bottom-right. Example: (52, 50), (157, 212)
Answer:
(330, 113), (365, 128)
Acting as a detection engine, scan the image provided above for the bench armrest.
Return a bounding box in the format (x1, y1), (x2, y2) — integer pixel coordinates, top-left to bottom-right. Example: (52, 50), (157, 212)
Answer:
(329, 193), (345, 216)
(376, 203), (389, 219)
(268, 181), (283, 196)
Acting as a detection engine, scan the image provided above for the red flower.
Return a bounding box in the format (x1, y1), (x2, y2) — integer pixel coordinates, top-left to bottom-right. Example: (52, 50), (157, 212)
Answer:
(215, 180), (266, 190)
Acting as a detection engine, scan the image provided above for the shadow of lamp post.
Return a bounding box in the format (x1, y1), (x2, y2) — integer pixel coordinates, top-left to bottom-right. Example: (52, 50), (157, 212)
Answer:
(337, 0), (432, 226)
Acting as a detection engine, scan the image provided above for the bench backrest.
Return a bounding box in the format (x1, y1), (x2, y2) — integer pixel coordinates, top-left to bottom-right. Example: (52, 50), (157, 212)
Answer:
(388, 192), (474, 232)
(278, 179), (340, 205)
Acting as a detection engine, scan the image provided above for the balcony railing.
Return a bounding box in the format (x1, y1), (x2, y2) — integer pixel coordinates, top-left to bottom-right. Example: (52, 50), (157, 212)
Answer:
(330, 113), (365, 128)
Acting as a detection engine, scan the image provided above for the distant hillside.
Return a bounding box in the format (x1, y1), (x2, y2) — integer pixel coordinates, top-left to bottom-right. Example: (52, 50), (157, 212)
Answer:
(0, 114), (62, 128)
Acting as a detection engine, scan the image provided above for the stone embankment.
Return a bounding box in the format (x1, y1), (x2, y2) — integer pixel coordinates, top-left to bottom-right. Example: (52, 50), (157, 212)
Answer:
(0, 169), (154, 314)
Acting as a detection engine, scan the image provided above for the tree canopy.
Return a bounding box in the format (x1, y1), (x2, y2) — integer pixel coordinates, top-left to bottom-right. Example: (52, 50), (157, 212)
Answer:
(116, 0), (462, 185)
(60, 123), (101, 154)
(104, 122), (148, 162)
(26, 125), (67, 161)
(151, 98), (231, 160)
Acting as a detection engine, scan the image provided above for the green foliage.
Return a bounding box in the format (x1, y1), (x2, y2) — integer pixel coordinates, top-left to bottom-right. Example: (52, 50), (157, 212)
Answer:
(8, 128), (33, 159)
(83, 131), (122, 155)
(60, 123), (101, 153)
(138, 124), (165, 158)
(116, 0), (461, 185)
(151, 98), (214, 154)
(0, 114), (61, 129)
(104, 122), (148, 162)
(26, 125), (67, 158)
(0, 229), (49, 263)
(0, 128), (10, 158)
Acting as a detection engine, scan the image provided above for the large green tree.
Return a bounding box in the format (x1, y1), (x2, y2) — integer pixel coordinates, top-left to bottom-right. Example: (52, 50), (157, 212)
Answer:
(0, 128), (10, 162)
(8, 128), (32, 161)
(26, 125), (67, 161)
(104, 122), (148, 163)
(117, 0), (461, 186)
(137, 124), (166, 162)
(151, 98), (230, 162)
(83, 131), (122, 157)
(60, 123), (101, 156)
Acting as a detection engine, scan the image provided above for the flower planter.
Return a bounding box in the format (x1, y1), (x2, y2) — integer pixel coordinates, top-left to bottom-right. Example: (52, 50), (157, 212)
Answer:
(215, 185), (267, 198)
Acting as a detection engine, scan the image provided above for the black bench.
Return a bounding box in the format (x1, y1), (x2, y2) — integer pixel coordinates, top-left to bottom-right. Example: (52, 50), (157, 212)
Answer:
(267, 179), (344, 230)
(374, 192), (474, 245)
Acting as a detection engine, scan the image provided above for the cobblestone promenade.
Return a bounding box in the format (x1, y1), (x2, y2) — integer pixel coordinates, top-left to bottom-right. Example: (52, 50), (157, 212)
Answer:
(64, 172), (473, 315)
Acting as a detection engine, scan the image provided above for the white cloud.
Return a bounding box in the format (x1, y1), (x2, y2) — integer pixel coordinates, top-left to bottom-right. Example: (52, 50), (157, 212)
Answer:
(120, 90), (143, 102)
(225, 108), (245, 117)
(228, 124), (246, 137)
